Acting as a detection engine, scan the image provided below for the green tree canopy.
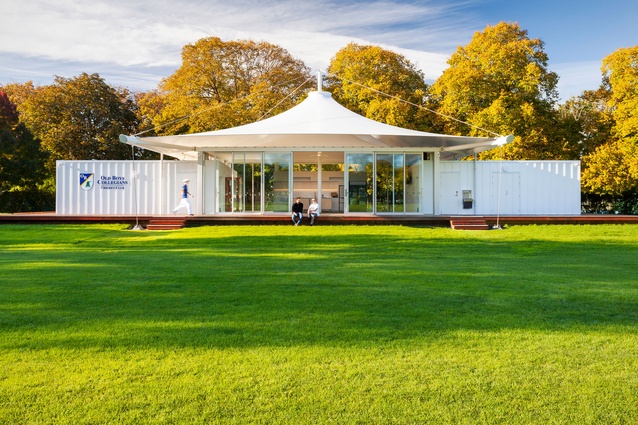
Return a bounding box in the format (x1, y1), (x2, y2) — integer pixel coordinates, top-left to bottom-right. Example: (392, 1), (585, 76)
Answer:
(557, 87), (614, 159)
(0, 91), (48, 197)
(429, 22), (568, 159)
(150, 37), (313, 135)
(327, 43), (430, 130)
(17, 73), (138, 162)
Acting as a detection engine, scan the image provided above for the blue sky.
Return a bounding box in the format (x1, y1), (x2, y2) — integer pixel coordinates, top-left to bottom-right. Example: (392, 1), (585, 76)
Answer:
(1, 0), (636, 102)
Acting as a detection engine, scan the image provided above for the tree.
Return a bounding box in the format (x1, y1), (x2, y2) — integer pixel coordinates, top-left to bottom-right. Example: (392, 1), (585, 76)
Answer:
(0, 82), (37, 111)
(581, 139), (638, 197)
(18, 73), (138, 162)
(327, 43), (430, 130)
(0, 123), (48, 190)
(580, 46), (638, 199)
(429, 22), (568, 160)
(0, 90), (47, 190)
(0, 91), (50, 212)
(557, 87), (614, 159)
(150, 37), (313, 135)
(134, 90), (165, 138)
(0, 90), (18, 129)
(602, 46), (638, 142)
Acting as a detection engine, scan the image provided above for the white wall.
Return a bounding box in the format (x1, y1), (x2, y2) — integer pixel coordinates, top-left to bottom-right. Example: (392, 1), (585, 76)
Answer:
(56, 160), (197, 215)
(57, 159), (581, 216)
(203, 159), (217, 214)
(439, 160), (581, 215)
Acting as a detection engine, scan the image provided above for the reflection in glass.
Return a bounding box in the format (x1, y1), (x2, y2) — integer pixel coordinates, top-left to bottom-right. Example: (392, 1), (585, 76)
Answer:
(347, 153), (373, 212)
(264, 153), (291, 212)
(233, 152), (262, 213)
(376, 154), (404, 213)
(405, 154), (421, 213)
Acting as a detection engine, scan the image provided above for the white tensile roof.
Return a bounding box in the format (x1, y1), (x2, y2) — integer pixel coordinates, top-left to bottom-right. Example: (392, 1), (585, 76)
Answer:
(120, 90), (511, 160)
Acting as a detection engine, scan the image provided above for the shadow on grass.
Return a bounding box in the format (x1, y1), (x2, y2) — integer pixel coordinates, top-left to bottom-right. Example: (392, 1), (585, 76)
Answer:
(2, 230), (638, 350)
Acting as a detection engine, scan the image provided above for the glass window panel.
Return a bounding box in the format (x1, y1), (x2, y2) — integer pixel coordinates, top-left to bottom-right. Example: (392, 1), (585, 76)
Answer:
(321, 153), (344, 213)
(214, 152), (234, 213)
(405, 154), (421, 213)
(293, 152), (318, 208)
(376, 153), (406, 213)
(232, 153), (245, 212)
(347, 153), (373, 213)
(393, 154), (405, 213)
(264, 153), (290, 212)
(376, 154), (394, 212)
(232, 152), (262, 213)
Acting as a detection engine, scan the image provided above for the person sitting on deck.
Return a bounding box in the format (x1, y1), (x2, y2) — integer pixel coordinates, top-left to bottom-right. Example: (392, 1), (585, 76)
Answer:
(307, 198), (319, 225)
(291, 197), (303, 226)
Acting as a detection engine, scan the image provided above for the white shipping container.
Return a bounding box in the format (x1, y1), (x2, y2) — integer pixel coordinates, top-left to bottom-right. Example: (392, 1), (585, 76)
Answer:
(56, 160), (198, 215)
(439, 160), (581, 215)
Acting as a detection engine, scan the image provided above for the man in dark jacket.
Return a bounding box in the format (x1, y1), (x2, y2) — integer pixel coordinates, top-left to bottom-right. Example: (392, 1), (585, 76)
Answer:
(291, 197), (303, 226)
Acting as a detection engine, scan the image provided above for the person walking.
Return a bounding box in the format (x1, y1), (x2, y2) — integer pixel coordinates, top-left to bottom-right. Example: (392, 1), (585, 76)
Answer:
(291, 197), (303, 225)
(173, 179), (194, 215)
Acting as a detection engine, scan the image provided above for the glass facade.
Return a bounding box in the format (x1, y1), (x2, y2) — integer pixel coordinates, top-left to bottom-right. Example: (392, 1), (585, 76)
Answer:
(208, 151), (424, 215)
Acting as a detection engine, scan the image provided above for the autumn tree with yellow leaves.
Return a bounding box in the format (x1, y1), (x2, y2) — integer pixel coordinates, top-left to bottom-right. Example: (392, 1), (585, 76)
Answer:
(428, 22), (576, 160)
(581, 46), (638, 209)
(146, 37), (313, 136)
(327, 43), (431, 131)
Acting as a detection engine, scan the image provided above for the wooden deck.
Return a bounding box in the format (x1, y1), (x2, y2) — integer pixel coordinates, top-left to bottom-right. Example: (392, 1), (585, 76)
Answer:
(2, 212), (638, 228)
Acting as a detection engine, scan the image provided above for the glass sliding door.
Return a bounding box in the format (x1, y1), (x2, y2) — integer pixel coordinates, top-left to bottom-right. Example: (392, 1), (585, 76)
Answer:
(214, 152), (234, 213)
(321, 152), (344, 212)
(232, 152), (262, 213)
(346, 153), (373, 213)
(264, 153), (291, 212)
(376, 153), (404, 213)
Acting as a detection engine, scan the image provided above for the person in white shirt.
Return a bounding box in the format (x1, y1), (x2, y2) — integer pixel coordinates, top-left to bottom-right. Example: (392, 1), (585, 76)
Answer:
(173, 179), (194, 215)
(307, 198), (319, 225)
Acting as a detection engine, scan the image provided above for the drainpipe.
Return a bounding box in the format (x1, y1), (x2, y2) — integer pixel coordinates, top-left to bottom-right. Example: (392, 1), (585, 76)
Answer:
(473, 154), (477, 215)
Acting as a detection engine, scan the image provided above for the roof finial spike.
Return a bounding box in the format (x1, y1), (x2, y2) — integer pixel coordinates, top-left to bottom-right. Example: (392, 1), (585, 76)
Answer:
(316, 70), (323, 92)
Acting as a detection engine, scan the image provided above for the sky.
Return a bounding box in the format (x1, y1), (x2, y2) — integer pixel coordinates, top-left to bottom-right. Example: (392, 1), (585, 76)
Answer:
(1, 0), (637, 102)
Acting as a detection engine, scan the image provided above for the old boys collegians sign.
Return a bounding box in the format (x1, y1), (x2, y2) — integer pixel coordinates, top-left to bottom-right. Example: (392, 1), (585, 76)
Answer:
(80, 172), (129, 190)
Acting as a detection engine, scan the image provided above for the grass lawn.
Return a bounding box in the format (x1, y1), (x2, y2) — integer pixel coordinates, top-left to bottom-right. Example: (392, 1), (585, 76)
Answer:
(1, 223), (637, 424)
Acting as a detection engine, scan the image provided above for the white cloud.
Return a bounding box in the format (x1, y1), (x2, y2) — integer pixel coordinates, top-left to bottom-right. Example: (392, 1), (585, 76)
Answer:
(4, 0), (597, 102)
(553, 61), (603, 101)
(1, 0), (466, 67)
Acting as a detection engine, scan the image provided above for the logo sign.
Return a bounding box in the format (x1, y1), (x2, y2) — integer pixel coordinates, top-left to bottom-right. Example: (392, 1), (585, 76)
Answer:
(80, 173), (94, 191)
(97, 175), (129, 189)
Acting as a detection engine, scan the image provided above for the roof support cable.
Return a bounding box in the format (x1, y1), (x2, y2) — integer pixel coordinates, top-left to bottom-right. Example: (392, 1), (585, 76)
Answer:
(132, 74), (310, 137)
(256, 74), (316, 122)
(328, 73), (502, 138)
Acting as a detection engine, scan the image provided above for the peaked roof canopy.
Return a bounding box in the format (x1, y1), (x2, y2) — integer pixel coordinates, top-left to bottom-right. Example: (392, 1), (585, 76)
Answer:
(120, 90), (512, 161)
